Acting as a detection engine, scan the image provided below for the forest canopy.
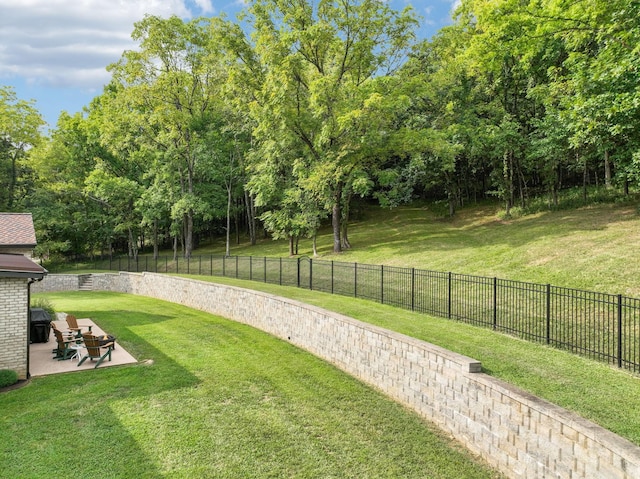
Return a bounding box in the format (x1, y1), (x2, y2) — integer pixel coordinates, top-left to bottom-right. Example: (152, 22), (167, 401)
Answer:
(2, 0), (639, 260)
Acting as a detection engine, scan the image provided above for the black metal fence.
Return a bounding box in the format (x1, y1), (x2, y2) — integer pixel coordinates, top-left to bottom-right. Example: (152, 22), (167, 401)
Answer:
(73, 254), (640, 373)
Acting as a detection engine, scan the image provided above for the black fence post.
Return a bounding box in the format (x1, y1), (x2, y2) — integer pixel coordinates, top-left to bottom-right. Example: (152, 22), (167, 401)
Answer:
(618, 294), (623, 369)
(279, 257), (282, 285)
(331, 261), (334, 294)
(381, 265), (384, 305)
(354, 263), (358, 298)
(493, 277), (497, 330)
(264, 257), (267, 283)
(309, 258), (313, 290)
(297, 257), (301, 288)
(250, 256), (253, 281)
(448, 272), (452, 319)
(411, 268), (415, 311)
(235, 256), (239, 279)
(546, 284), (551, 344)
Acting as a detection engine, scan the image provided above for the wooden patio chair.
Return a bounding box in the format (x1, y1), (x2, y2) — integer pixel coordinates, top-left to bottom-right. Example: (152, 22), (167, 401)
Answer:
(52, 328), (81, 360)
(77, 333), (115, 369)
(66, 314), (90, 336)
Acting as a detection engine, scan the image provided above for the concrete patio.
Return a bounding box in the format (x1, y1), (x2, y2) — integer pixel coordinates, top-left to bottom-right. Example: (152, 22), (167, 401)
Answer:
(29, 316), (137, 377)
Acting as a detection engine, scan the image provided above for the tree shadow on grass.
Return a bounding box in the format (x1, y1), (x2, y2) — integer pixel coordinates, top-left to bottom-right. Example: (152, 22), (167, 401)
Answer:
(2, 335), (200, 479)
(4, 300), (203, 478)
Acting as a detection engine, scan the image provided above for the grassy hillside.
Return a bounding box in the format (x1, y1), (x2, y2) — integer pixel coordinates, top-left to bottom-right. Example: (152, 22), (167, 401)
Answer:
(198, 199), (640, 297)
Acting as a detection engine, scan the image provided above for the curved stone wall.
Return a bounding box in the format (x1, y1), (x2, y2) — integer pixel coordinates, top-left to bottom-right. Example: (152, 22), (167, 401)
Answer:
(34, 273), (640, 479)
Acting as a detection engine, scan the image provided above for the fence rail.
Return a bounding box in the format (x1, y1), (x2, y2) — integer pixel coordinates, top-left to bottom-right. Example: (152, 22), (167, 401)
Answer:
(64, 254), (640, 373)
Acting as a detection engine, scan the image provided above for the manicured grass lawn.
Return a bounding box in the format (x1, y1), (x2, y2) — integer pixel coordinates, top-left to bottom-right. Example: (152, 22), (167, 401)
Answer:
(2, 292), (501, 479)
(179, 275), (640, 447)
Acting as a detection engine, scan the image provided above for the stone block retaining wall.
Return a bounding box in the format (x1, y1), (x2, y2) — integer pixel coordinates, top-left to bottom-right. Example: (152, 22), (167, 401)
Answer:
(34, 272), (640, 479)
(34, 274), (82, 292)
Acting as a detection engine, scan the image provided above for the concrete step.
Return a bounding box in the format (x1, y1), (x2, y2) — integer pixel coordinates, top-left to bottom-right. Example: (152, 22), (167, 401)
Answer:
(78, 274), (93, 291)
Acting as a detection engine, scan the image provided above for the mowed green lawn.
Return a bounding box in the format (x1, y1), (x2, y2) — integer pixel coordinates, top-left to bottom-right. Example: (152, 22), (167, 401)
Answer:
(183, 275), (640, 447)
(1, 292), (501, 479)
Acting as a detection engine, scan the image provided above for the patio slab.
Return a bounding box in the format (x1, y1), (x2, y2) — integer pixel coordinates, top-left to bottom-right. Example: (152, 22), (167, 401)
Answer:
(29, 316), (137, 377)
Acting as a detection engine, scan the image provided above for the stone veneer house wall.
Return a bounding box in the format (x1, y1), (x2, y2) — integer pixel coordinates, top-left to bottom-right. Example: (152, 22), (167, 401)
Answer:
(34, 272), (640, 479)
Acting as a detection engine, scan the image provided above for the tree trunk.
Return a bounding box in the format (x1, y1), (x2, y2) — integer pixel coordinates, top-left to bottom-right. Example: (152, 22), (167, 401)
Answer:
(173, 235), (178, 261)
(153, 219), (159, 260)
(226, 184), (232, 257)
(245, 191), (256, 246)
(582, 152), (588, 203)
(128, 227), (138, 261)
(332, 185), (342, 253)
(503, 150), (513, 216)
(604, 149), (611, 189)
(341, 223), (351, 250)
(185, 212), (193, 258)
(341, 189), (351, 250)
(289, 236), (295, 256)
(235, 198), (240, 245)
(312, 234), (318, 257)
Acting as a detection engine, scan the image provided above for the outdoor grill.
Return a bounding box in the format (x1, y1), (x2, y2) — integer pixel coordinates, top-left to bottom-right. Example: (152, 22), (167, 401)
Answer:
(30, 308), (52, 343)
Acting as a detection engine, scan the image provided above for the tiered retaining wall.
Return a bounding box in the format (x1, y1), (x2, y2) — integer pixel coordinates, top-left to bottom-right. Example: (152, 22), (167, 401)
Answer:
(34, 273), (640, 479)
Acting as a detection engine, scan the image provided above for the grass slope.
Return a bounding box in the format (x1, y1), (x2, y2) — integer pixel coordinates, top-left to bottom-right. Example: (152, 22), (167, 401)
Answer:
(199, 200), (640, 296)
(1, 293), (500, 478)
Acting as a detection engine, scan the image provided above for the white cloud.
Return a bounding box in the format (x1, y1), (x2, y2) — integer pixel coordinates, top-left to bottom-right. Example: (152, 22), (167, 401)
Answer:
(0, 0), (206, 89)
(193, 0), (215, 14)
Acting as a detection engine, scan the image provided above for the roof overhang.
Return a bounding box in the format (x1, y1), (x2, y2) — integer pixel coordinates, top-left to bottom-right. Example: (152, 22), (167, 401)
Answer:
(0, 253), (47, 280)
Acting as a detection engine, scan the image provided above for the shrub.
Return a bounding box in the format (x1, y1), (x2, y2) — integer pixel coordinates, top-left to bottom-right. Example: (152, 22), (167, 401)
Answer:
(31, 297), (56, 320)
(0, 370), (18, 388)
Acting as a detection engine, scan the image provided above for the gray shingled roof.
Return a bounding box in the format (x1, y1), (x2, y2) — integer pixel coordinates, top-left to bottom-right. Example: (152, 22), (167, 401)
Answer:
(0, 213), (37, 247)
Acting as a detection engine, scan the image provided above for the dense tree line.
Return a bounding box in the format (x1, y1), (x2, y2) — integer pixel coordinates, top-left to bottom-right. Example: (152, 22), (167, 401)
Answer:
(2, 0), (639, 260)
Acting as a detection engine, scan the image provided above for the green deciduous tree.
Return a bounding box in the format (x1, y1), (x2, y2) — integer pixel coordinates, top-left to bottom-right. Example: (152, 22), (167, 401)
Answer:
(107, 15), (232, 258)
(0, 86), (45, 211)
(232, 0), (417, 252)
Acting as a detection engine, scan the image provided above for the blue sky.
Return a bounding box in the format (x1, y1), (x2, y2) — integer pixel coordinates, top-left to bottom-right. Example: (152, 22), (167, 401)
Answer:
(0, 0), (457, 129)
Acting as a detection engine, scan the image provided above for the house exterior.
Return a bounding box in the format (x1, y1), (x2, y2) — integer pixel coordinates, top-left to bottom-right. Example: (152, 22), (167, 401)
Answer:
(0, 213), (46, 379)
